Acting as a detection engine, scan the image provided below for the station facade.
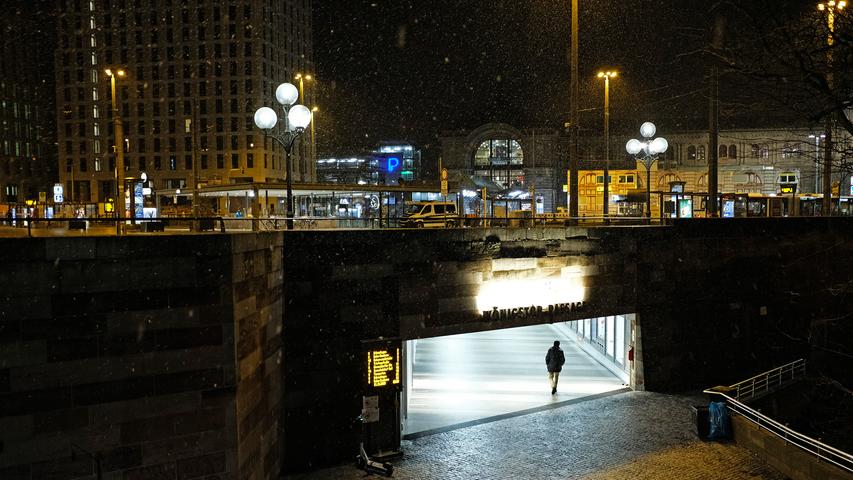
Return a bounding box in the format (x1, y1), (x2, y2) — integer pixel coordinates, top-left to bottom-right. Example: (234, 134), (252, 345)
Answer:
(440, 123), (853, 218)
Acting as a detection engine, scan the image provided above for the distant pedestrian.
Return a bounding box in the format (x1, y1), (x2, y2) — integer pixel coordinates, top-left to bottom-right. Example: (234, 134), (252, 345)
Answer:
(545, 340), (566, 395)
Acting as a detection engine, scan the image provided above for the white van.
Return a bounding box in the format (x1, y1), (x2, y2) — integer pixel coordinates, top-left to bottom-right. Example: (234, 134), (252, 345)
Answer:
(399, 201), (458, 228)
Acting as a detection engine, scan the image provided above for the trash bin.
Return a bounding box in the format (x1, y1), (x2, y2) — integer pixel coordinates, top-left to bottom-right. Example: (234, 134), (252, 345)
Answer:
(692, 405), (710, 440)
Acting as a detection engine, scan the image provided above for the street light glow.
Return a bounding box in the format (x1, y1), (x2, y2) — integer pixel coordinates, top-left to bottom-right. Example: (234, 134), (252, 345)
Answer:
(287, 104), (312, 130)
(275, 82), (299, 106)
(626, 139), (642, 155)
(254, 106), (278, 130)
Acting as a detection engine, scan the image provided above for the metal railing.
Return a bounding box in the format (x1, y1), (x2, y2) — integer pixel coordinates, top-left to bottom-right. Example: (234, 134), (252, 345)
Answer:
(0, 213), (671, 237)
(704, 359), (853, 474)
(0, 216), (227, 237)
(725, 358), (807, 402)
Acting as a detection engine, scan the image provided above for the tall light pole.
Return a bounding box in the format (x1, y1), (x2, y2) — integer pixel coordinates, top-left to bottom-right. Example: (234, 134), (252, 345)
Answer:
(809, 133), (826, 193)
(568, 0), (579, 219)
(626, 122), (668, 220)
(106, 68), (126, 235)
(295, 73), (314, 181)
(310, 106), (319, 176)
(817, 0), (844, 215)
(597, 70), (617, 217)
(254, 82), (312, 230)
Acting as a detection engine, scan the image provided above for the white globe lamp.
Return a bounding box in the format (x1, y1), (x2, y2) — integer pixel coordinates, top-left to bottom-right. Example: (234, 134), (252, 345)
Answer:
(626, 139), (642, 155)
(254, 107), (278, 130)
(640, 122), (656, 139)
(275, 83), (299, 106)
(287, 104), (312, 131)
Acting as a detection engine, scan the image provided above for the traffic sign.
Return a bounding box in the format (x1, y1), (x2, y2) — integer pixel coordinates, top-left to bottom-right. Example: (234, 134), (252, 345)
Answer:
(440, 168), (448, 196)
(53, 183), (64, 203)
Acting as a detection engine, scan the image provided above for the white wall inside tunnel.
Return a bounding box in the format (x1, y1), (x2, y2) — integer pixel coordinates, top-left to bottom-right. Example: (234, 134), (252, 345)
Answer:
(401, 323), (627, 436)
(553, 314), (636, 385)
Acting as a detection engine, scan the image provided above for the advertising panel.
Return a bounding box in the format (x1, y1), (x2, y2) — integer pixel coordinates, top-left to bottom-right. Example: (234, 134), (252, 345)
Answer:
(678, 199), (692, 218)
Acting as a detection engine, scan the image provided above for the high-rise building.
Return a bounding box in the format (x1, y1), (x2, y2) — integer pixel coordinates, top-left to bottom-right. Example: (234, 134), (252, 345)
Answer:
(56, 0), (314, 205)
(0, 0), (56, 203)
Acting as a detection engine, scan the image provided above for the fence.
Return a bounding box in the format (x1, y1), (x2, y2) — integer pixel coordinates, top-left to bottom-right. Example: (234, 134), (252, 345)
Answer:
(0, 214), (670, 237)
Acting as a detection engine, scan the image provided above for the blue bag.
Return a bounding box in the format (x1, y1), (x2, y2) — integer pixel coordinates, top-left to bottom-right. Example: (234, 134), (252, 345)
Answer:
(707, 401), (732, 440)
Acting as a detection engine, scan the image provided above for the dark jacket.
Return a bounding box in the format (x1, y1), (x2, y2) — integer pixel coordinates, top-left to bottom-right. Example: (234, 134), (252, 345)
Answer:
(546, 346), (565, 373)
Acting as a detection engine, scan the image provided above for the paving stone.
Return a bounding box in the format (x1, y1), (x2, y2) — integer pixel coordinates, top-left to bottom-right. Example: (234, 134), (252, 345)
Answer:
(284, 391), (786, 480)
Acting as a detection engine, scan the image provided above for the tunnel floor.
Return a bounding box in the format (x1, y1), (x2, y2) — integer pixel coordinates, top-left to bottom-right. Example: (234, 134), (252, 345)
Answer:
(404, 323), (626, 435)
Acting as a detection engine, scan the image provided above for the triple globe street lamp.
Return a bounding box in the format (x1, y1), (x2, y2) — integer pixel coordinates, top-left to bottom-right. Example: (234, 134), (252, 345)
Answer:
(626, 122), (668, 219)
(254, 82), (312, 230)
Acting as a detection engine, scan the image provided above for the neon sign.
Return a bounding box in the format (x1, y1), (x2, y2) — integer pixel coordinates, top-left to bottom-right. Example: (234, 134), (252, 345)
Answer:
(386, 156), (400, 173)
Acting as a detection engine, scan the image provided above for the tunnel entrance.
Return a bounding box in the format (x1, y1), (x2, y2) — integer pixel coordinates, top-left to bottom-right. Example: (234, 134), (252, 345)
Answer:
(402, 315), (638, 437)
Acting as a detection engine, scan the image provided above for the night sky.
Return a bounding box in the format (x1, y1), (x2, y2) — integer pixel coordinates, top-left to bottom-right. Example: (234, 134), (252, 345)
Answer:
(313, 0), (722, 154)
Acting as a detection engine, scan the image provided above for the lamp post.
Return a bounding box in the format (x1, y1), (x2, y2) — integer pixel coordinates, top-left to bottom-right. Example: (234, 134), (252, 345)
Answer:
(568, 0), (579, 219)
(809, 133), (826, 193)
(597, 70), (617, 217)
(295, 73), (314, 181)
(626, 122), (668, 219)
(106, 68), (126, 235)
(817, 0), (844, 215)
(310, 106), (319, 179)
(254, 82), (312, 230)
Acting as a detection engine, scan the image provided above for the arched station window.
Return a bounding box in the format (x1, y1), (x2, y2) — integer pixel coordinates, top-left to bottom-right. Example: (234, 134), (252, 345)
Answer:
(472, 138), (524, 188)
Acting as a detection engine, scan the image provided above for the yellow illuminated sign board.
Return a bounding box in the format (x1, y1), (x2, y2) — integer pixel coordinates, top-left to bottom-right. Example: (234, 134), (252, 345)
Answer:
(366, 347), (401, 389)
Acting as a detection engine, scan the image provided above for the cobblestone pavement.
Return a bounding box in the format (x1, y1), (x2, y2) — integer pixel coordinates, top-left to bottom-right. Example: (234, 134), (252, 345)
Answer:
(285, 391), (786, 480)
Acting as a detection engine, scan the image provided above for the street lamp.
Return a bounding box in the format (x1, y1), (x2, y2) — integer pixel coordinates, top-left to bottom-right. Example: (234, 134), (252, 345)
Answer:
(809, 133), (826, 193)
(310, 105), (319, 174)
(254, 82), (312, 230)
(597, 70), (617, 217)
(626, 122), (668, 219)
(568, 0), (580, 219)
(106, 68), (126, 235)
(817, 0), (844, 214)
(295, 73), (314, 181)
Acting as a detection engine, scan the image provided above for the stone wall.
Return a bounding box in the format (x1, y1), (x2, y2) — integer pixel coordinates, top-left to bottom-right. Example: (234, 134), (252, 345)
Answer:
(281, 219), (853, 472)
(2, 219), (851, 476)
(232, 235), (283, 480)
(732, 415), (851, 480)
(634, 219), (853, 390)
(280, 227), (639, 472)
(0, 233), (283, 480)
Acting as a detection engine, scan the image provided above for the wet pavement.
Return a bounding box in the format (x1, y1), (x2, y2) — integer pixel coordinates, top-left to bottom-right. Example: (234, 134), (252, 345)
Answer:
(286, 390), (786, 480)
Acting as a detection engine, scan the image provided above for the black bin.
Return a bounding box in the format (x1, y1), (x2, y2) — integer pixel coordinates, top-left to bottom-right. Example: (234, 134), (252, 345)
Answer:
(692, 405), (710, 440)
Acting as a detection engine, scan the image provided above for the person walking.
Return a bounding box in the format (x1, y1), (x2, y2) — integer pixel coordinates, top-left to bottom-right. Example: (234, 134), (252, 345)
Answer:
(545, 340), (566, 395)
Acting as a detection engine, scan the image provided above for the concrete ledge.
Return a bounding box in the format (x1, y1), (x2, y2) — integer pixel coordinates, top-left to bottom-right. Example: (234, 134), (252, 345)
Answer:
(732, 414), (852, 480)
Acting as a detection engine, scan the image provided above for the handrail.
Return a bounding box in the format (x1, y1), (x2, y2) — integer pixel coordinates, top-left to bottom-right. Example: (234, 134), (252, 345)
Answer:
(704, 359), (853, 474)
(0, 214), (671, 236)
(724, 358), (807, 402)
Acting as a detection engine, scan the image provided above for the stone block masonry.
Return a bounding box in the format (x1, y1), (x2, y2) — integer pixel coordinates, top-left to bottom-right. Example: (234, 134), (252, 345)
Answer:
(0, 233), (283, 480)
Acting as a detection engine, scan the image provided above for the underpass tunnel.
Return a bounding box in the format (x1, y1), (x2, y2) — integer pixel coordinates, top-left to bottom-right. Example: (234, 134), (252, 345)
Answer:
(402, 315), (640, 436)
